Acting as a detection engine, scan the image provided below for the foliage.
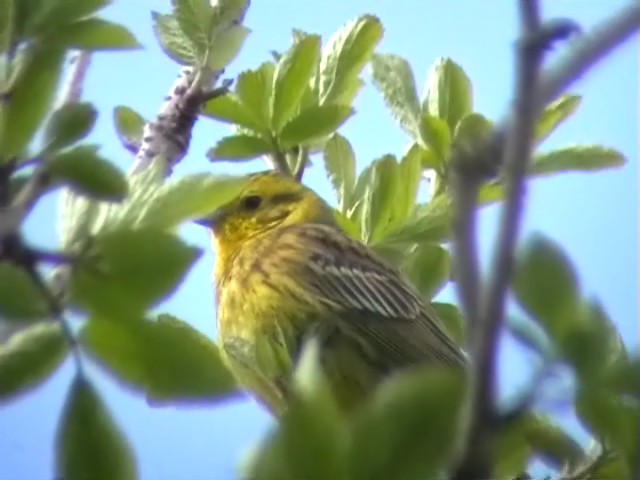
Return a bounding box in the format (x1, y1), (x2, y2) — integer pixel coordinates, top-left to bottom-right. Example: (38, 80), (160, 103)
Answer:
(0, 0), (635, 479)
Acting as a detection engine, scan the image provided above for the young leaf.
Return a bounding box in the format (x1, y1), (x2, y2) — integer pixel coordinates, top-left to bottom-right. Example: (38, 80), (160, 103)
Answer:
(0, 263), (50, 321)
(113, 105), (146, 152)
(236, 63), (275, 132)
(205, 23), (250, 71)
(70, 229), (201, 317)
(42, 102), (98, 154)
(245, 340), (347, 480)
(530, 146), (625, 177)
(513, 233), (580, 340)
(279, 104), (353, 148)
(55, 375), (138, 480)
(318, 15), (383, 105)
(1, 47), (65, 158)
(453, 113), (493, 154)
(403, 243), (450, 300)
(418, 113), (451, 162)
(422, 57), (473, 131)
(202, 94), (266, 133)
(576, 389), (639, 472)
(561, 299), (626, 381)
(370, 53), (420, 137)
(207, 134), (273, 161)
(271, 35), (321, 132)
(151, 11), (197, 65)
(80, 315), (238, 404)
(349, 367), (464, 480)
(323, 133), (356, 213)
(0, 322), (68, 403)
(379, 193), (452, 247)
(522, 414), (585, 471)
(50, 18), (142, 51)
(431, 302), (466, 347)
(58, 189), (100, 250)
(391, 143), (422, 223)
(535, 94), (581, 145)
(98, 173), (251, 233)
(174, 0), (212, 56)
(48, 145), (128, 201)
(359, 155), (399, 242)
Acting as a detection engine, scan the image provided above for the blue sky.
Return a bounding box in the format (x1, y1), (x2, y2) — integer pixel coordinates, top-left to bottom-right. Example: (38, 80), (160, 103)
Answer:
(1, 1), (637, 479)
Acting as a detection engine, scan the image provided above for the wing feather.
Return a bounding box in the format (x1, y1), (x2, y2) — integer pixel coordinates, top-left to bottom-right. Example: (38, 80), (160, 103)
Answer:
(276, 224), (466, 369)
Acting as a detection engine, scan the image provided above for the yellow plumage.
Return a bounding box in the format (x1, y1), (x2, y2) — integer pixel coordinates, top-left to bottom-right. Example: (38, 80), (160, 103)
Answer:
(200, 172), (465, 416)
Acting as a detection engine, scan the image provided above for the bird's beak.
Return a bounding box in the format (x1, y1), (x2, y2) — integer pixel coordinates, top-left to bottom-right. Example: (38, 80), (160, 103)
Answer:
(193, 209), (225, 231)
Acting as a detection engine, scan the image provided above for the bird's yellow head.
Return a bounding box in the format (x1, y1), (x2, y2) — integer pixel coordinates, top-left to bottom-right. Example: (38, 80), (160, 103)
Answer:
(199, 172), (336, 253)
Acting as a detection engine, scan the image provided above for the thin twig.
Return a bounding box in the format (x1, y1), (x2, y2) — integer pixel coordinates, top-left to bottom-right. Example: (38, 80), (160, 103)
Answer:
(536, 2), (639, 111)
(453, 1), (547, 478)
(57, 51), (93, 107)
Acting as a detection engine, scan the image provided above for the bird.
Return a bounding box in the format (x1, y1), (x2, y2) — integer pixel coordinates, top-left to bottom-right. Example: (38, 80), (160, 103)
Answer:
(197, 171), (465, 416)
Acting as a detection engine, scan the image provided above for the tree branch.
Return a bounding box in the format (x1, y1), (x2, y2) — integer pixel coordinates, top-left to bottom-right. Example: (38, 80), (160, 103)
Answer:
(450, 2), (639, 478)
(129, 1), (250, 178)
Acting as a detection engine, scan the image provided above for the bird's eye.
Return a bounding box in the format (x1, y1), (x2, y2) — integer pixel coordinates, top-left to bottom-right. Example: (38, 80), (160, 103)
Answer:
(241, 195), (263, 211)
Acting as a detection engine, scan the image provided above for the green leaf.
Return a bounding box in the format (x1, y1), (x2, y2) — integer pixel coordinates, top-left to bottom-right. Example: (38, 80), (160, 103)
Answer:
(51, 18), (142, 50)
(48, 145), (128, 201)
(522, 414), (584, 470)
(453, 112), (493, 154)
(207, 134), (273, 161)
(0, 322), (68, 403)
(431, 302), (466, 347)
(80, 314), (237, 404)
(507, 316), (552, 358)
(205, 23), (250, 71)
(236, 63), (275, 132)
(151, 11), (197, 65)
(55, 375), (138, 480)
(1, 47), (65, 158)
(530, 146), (625, 177)
(98, 172), (251, 233)
(606, 355), (640, 399)
(280, 104), (353, 148)
(422, 57), (473, 131)
(70, 229), (201, 317)
(561, 299), (626, 381)
(270, 35), (321, 132)
(358, 155), (399, 242)
(577, 389), (639, 471)
(403, 243), (450, 300)
(513, 233), (580, 339)
(42, 102), (97, 154)
(535, 94), (581, 144)
(58, 189), (100, 250)
(113, 105), (146, 151)
(244, 340), (347, 480)
(379, 193), (452, 246)
(174, 0), (212, 57)
(392, 144), (423, 223)
(202, 94), (266, 133)
(370, 53), (420, 137)
(318, 15), (383, 105)
(405, 141), (440, 170)
(418, 113), (451, 162)
(349, 367), (464, 480)
(0, 0), (15, 53)
(323, 133), (356, 213)
(0, 263), (49, 321)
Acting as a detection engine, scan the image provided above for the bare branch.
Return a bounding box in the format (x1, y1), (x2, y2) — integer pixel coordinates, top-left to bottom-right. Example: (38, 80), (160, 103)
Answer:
(453, 1), (547, 477)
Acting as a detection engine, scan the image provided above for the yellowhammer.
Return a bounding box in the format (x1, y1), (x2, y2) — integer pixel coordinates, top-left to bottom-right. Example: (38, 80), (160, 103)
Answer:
(198, 171), (465, 416)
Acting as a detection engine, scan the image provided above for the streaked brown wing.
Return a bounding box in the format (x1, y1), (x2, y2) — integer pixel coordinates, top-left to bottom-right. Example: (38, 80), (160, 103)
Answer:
(277, 223), (466, 369)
